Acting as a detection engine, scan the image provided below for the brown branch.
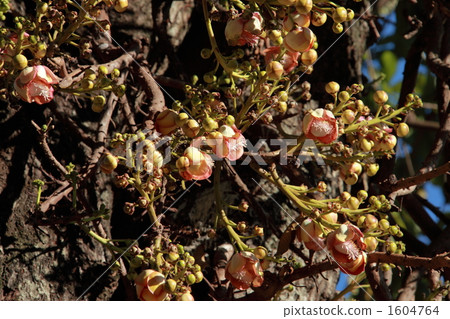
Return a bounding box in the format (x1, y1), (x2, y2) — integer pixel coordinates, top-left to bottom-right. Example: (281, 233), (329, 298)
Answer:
(38, 182), (72, 213)
(366, 262), (393, 300)
(131, 62), (166, 116)
(386, 161), (450, 193)
(31, 120), (68, 176)
(367, 252), (450, 269)
(427, 52), (450, 82)
(398, 269), (420, 300)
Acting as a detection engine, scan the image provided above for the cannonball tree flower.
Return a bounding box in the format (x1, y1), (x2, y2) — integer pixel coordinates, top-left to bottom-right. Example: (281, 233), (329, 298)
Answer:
(297, 218), (325, 251)
(302, 109), (339, 144)
(225, 251), (264, 290)
(135, 269), (168, 301)
(326, 224), (367, 275)
(14, 65), (58, 104)
(282, 11), (310, 31)
(264, 46), (300, 74)
(155, 109), (178, 136)
(176, 147), (213, 180)
(297, 213), (337, 251)
(284, 27), (315, 53)
(206, 125), (246, 161)
(225, 12), (263, 46)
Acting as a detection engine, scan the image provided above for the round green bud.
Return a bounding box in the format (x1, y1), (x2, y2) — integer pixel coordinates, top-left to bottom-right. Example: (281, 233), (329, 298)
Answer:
(396, 123), (410, 137)
(203, 117), (219, 132)
(98, 65), (108, 75)
(357, 190), (368, 201)
(277, 90), (289, 102)
(373, 90), (389, 104)
(379, 219), (390, 230)
(225, 115), (235, 126)
(195, 271), (204, 283)
(13, 54), (28, 70)
(177, 260), (186, 269)
(386, 242), (397, 254)
(338, 91), (350, 103)
(129, 256), (142, 268)
(37, 2), (49, 14)
(325, 81), (340, 95)
(347, 196), (360, 210)
(253, 246), (267, 259)
(346, 9), (355, 21)
(165, 279), (177, 293)
(111, 68), (120, 79)
(389, 225), (399, 236)
(186, 273), (196, 285)
(332, 23), (344, 34)
(332, 7), (348, 23)
(167, 252), (179, 262)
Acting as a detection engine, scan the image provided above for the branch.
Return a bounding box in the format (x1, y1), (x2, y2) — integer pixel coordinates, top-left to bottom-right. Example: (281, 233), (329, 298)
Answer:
(427, 52), (450, 82)
(386, 161), (450, 194)
(366, 263), (393, 300)
(31, 120), (68, 176)
(367, 252), (450, 269)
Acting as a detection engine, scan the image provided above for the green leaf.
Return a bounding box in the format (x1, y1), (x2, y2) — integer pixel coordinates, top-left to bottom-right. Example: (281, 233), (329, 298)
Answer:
(380, 50), (397, 84)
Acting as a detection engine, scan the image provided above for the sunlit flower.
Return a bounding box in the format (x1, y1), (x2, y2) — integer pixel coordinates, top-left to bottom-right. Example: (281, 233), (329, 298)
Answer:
(327, 224), (367, 275)
(284, 27), (315, 53)
(206, 125), (246, 161)
(297, 213), (337, 251)
(135, 269), (168, 301)
(177, 147), (213, 180)
(297, 218), (325, 251)
(14, 65), (58, 104)
(264, 46), (300, 73)
(302, 109), (339, 144)
(225, 252), (264, 290)
(225, 12), (263, 46)
(155, 109), (178, 136)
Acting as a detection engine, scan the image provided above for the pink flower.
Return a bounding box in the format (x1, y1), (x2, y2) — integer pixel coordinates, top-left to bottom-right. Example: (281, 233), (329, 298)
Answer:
(282, 11), (310, 31)
(302, 109), (339, 144)
(14, 65), (58, 104)
(284, 27), (315, 53)
(177, 147), (213, 181)
(135, 269), (168, 301)
(297, 213), (337, 251)
(327, 224), (367, 275)
(225, 12), (263, 46)
(225, 252), (264, 290)
(155, 109), (178, 136)
(264, 46), (300, 73)
(206, 125), (246, 161)
(297, 218), (325, 251)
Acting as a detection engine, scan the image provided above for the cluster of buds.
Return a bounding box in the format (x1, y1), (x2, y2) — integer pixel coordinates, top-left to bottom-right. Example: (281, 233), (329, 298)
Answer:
(103, 132), (164, 177)
(131, 241), (203, 301)
(63, 66), (125, 112)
